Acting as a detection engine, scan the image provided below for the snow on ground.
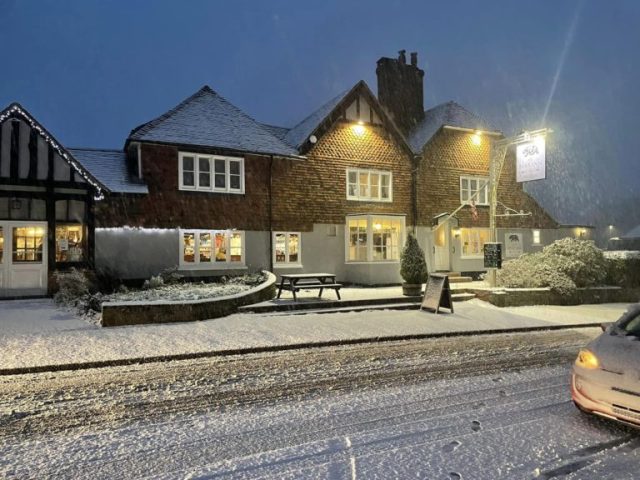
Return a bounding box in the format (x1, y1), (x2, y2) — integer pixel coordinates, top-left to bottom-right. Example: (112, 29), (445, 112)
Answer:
(1, 363), (636, 479)
(0, 296), (631, 371)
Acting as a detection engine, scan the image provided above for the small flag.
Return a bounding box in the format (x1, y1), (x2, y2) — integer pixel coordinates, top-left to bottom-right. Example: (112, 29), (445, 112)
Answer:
(470, 200), (478, 221)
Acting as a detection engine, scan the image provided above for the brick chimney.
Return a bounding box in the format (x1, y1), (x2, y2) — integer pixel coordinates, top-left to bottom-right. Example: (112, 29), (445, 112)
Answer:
(376, 50), (425, 134)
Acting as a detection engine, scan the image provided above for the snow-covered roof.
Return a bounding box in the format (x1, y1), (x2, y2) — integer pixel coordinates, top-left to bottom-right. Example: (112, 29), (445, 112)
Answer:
(283, 89), (351, 149)
(407, 101), (499, 154)
(622, 224), (640, 239)
(129, 86), (302, 159)
(69, 148), (149, 194)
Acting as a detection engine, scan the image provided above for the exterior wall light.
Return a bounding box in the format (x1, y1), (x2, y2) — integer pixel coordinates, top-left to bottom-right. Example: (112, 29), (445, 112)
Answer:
(471, 132), (482, 145)
(351, 121), (366, 136)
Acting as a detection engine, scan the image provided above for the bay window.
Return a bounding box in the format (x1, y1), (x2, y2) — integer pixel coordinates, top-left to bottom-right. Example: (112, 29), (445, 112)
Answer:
(460, 228), (490, 257)
(179, 153), (244, 193)
(180, 229), (245, 268)
(273, 232), (301, 266)
(346, 215), (404, 262)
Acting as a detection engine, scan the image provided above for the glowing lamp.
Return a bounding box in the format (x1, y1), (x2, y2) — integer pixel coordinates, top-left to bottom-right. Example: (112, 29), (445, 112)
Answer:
(373, 223), (382, 230)
(351, 121), (365, 136)
(471, 132), (481, 145)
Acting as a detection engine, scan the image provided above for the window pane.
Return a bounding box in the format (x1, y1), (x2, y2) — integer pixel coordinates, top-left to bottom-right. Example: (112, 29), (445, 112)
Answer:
(288, 234), (299, 263)
(370, 173), (379, 199)
(183, 233), (195, 263)
(12, 226), (44, 263)
(359, 173), (369, 197)
(183, 172), (195, 187)
(275, 233), (286, 263)
(229, 161), (240, 175)
(199, 158), (210, 172)
(215, 233), (226, 262)
(214, 159), (226, 174)
(348, 171), (357, 184)
(215, 174), (226, 188)
(230, 232), (242, 262)
(55, 224), (84, 262)
(199, 233), (212, 262)
(198, 158), (211, 188)
(229, 175), (240, 190)
(182, 156), (194, 171)
(461, 178), (468, 190)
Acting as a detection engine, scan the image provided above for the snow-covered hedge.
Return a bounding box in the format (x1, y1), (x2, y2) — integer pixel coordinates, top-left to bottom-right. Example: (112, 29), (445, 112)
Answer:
(496, 238), (608, 296)
(604, 251), (640, 288)
(400, 233), (428, 284)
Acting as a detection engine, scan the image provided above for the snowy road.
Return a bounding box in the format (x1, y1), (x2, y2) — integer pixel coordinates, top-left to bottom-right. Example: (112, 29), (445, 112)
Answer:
(1, 328), (638, 479)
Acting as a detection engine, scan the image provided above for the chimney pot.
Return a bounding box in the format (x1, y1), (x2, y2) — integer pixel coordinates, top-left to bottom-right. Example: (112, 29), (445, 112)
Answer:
(398, 50), (406, 64)
(410, 52), (418, 66)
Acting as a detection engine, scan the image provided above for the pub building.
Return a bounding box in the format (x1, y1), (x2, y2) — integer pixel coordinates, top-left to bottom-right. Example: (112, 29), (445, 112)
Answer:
(0, 103), (103, 297)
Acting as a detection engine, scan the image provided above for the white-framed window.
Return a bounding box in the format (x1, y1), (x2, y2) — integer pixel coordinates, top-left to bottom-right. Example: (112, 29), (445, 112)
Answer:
(532, 229), (541, 245)
(460, 176), (489, 206)
(180, 229), (244, 268)
(346, 168), (392, 202)
(273, 232), (301, 266)
(179, 152), (244, 194)
(346, 215), (404, 263)
(460, 228), (490, 258)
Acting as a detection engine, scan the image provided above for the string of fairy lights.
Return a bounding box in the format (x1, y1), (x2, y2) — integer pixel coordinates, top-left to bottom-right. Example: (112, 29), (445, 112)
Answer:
(0, 104), (105, 200)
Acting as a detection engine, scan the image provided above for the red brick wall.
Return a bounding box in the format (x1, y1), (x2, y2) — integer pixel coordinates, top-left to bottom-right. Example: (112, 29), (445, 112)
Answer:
(417, 129), (557, 229)
(271, 120), (414, 231)
(96, 143), (272, 230)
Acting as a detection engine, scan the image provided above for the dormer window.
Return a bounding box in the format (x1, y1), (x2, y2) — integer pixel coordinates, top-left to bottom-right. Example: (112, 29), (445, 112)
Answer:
(179, 152), (244, 193)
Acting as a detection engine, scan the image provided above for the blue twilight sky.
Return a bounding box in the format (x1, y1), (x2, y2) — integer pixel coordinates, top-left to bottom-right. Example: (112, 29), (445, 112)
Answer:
(1, 0), (639, 225)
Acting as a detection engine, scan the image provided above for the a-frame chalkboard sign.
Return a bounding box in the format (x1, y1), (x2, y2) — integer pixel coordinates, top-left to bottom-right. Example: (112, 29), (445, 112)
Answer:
(421, 274), (454, 314)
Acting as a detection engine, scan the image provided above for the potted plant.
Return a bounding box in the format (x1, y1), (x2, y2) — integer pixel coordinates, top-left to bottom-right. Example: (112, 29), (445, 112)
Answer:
(400, 233), (428, 296)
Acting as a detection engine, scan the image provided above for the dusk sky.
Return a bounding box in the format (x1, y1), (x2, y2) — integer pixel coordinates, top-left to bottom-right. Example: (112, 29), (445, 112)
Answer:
(1, 0), (639, 225)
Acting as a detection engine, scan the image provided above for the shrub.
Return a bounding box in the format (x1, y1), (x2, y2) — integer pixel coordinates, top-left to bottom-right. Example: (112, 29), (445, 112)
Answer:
(400, 234), (428, 284)
(497, 238), (608, 296)
(604, 252), (640, 288)
(143, 275), (164, 290)
(53, 268), (94, 309)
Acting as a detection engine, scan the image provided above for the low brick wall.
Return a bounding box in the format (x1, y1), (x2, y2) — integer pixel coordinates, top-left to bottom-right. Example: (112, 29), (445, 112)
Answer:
(474, 287), (640, 308)
(101, 271), (277, 327)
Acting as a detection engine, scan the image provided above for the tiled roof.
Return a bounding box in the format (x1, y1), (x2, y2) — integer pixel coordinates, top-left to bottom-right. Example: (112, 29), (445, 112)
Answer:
(407, 101), (499, 154)
(260, 123), (290, 142)
(129, 86), (301, 158)
(69, 148), (149, 194)
(622, 225), (640, 239)
(284, 89), (351, 149)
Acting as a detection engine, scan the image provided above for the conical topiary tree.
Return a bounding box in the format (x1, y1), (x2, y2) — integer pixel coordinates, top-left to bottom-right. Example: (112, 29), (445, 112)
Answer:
(400, 233), (428, 285)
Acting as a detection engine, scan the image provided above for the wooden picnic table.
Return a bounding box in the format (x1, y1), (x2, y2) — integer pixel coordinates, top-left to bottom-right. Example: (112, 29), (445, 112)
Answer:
(276, 273), (342, 301)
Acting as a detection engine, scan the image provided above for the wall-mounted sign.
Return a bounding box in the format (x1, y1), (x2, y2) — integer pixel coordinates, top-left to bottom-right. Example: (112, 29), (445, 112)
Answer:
(516, 137), (546, 182)
(484, 242), (502, 269)
(504, 232), (523, 258)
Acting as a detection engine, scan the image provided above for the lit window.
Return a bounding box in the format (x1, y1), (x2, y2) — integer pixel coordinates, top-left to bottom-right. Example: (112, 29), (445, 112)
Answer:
(179, 153), (244, 193)
(180, 229), (244, 268)
(532, 229), (541, 245)
(460, 228), (490, 257)
(55, 225), (85, 262)
(346, 215), (404, 262)
(346, 168), (392, 202)
(460, 176), (489, 206)
(274, 232), (301, 266)
(13, 226), (44, 263)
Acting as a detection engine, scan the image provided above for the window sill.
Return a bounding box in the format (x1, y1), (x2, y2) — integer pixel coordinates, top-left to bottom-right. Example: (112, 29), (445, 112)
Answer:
(273, 264), (304, 269)
(345, 260), (400, 265)
(460, 255), (484, 260)
(179, 263), (247, 270)
(346, 198), (393, 203)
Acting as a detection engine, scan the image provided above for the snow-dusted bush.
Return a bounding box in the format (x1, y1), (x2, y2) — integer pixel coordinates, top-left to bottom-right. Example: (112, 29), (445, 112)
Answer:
(400, 234), (428, 284)
(143, 275), (164, 290)
(53, 268), (94, 308)
(542, 238), (607, 287)
(497, 238), (608, 296)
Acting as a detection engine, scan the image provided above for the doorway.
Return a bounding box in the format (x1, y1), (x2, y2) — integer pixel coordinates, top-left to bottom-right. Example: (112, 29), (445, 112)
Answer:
(433, 219), (450, 271)
(0, 222), (48, 296)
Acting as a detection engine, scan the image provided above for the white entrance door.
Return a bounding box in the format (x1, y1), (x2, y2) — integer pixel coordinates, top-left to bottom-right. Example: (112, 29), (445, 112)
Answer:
(433, 220), (450, 271)
(0, 222), (48, 296)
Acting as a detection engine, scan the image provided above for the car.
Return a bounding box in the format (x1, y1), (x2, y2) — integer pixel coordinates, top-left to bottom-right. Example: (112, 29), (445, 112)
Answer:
(572, 303), (640, 427)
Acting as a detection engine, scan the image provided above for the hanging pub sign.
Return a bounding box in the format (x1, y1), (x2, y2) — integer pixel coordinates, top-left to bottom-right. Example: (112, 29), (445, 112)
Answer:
(484, 242), (502, 269)
(516, 136), (546, 182)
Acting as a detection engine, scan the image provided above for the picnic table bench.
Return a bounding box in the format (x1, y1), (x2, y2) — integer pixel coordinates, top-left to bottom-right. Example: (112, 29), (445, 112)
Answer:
(276, 273), (342, 301)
